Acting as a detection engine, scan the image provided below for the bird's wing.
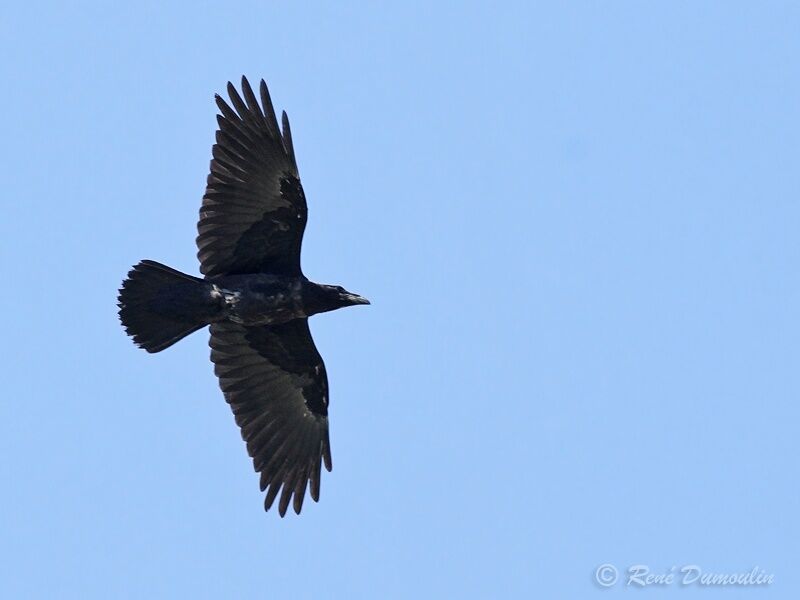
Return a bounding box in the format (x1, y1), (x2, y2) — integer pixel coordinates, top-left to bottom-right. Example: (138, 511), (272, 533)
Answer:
(209, 319), (332, 516)
(197, 77), (307, 277)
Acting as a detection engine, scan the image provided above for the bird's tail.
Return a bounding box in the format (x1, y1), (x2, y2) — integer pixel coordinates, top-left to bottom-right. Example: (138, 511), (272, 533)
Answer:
(118, 260), (219, 353)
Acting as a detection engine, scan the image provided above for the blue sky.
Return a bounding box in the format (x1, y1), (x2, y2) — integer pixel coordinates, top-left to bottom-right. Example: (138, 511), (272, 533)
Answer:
(2, 2), (798, 598)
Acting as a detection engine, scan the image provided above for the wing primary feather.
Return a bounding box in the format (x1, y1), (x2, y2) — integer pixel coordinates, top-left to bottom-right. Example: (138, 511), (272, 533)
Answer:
(309, 452), (322, 502)
(258, 424), (307, 485)
(249, 425), (288, 470)
(259, 468), (270, 492)
(227, 81), (259, 130)
(293, 466), (309, 514)
(281, 110), (298, 172)
(322, 430), (333, 471)
(263, 447), (300, 513)
(264, 477), (283, 511)
(276, 423), (314, 515)
(278, 467), (300, 517)
(269, 457), (298, 516)
(254, 426), (295, 475)
(214, 94), (242, 125)
(240, 76), (269, 131)
(259, 79), (281, 138)
(214, 100), (261, 148)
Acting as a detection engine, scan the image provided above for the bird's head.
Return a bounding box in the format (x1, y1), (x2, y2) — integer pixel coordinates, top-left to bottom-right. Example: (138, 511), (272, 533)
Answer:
(305, 282), (370, 315)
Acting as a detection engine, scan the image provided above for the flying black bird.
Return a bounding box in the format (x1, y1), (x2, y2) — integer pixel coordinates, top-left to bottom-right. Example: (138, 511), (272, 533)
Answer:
(118, 77), (369, 516)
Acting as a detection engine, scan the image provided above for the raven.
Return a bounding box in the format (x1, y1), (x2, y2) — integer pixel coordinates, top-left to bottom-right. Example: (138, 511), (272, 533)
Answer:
(118, 77), (369, 516)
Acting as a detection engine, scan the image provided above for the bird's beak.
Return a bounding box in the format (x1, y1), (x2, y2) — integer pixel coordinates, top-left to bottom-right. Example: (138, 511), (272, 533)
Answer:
(344, 293), (370, 305)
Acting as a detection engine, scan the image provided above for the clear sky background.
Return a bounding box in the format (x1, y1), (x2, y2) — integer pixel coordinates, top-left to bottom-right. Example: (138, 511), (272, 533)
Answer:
(2, 2), (798, 598)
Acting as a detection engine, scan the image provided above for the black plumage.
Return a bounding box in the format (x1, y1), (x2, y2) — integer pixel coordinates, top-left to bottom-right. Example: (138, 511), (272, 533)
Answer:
(118, 77), (368, 516)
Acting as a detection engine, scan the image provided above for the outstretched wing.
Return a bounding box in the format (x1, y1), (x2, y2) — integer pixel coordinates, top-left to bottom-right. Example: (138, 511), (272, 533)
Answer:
(209, 319), (332, 516)
(197, 76), (307, 277)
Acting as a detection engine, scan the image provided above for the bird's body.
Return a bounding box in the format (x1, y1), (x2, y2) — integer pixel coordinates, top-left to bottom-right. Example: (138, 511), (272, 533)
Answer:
(210, 274), (306, 325)
(117, 77), (368, 516)
(187, 273), (369, 326)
